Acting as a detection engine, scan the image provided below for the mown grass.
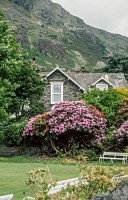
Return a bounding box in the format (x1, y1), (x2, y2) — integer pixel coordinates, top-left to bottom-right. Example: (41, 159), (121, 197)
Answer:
(0, 156), (79, 200)
(0, 156), (128, 200)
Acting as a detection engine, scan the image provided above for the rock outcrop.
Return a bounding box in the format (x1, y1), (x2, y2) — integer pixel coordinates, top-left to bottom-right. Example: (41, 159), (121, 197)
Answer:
(91, 180), (128, 200)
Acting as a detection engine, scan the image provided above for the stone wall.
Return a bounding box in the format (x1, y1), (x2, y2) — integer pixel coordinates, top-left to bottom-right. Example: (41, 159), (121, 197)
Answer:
(43, 70), (83, 110)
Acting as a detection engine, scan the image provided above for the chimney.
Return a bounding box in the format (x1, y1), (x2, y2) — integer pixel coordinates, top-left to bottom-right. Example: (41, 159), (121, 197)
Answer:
(104, 74), (109, 81)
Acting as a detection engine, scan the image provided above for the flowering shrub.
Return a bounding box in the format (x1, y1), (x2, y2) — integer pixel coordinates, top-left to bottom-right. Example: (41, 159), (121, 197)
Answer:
(22, 113), (47, 138)
(34, 112), (48, 136)
(22, 101), (107, 152)
(47, 101), (107, 146)
(89, 105), (105, 118)
(114, 98), (128, 127)
(113, 120), (128, 144)
(116, 87), (128, 98)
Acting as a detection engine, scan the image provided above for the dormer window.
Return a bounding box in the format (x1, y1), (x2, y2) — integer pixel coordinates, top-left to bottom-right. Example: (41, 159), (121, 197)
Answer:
(51, 82), (63, 104)
(96, 83), (108, 90)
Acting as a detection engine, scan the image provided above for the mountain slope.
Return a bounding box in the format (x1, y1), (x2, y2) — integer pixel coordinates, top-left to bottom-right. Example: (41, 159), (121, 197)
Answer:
(1, 0), (128, 71)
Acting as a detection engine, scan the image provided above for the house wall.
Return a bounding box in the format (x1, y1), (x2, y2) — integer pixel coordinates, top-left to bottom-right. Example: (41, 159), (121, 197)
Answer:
(43, 71), (83, 111)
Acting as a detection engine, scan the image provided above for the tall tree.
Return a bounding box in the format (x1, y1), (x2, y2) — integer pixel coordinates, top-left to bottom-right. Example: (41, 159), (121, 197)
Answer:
(103, 56), (128, 81)
(0, 11), (45, 121)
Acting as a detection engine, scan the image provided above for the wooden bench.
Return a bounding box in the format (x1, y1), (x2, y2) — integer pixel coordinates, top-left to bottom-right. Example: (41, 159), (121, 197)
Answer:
(99, 152), (128, 164)
(0, 194), (13, 200)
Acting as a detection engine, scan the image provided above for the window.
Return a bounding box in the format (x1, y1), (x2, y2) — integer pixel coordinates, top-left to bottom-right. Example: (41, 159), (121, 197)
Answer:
(51, 82), (63, 104)
(96, 83), (108, 91)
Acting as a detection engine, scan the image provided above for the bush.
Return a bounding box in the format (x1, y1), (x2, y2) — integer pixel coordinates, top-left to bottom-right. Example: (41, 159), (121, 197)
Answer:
(113, 120), (128, 150)
(79, 87), (122, 127)
(101, 130), (116, 151)
(114, 98), (128, 128)
(47, 101), (107, 152)
(22, 112), (47, 138)
(22, 101), (107, 155)
(85, 149), (98, 161)
(116, 87), (128, 98)
(22, 113), (49, 148)
(48, 101), (106, 135)
(0, 119), (27, 146)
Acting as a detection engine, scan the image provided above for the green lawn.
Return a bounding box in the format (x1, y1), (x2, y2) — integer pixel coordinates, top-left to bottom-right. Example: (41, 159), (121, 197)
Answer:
(0, 158), (79, 200)
(0, 157), (128, 200)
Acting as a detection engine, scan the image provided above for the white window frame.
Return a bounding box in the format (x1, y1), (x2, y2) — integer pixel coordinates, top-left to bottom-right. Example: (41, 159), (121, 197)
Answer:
(96, 83), (108, 90)
(51, 82), (63, 104)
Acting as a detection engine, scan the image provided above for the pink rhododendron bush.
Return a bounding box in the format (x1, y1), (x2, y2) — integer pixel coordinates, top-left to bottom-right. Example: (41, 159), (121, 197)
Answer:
(22, 101), (107, 153)
(22, 113), (48, 147)
(114, 98), (128, 128)
(23, 112), (47, 137)
(113, 120), (128, 148)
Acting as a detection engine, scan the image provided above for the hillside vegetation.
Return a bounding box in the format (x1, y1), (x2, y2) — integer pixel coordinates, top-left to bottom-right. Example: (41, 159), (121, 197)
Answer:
(1, 0), (128, 71)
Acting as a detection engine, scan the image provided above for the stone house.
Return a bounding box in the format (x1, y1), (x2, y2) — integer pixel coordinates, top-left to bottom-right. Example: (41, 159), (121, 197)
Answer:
(41, 67), (127, 110)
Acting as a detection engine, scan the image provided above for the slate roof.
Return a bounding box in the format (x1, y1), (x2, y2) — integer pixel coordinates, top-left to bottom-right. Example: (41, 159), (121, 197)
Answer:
(66, 72), (127, 90)
(40, 67), (128, 90)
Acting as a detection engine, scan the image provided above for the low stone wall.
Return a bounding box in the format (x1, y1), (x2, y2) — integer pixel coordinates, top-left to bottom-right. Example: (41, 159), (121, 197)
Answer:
(0, 147), (43, 156)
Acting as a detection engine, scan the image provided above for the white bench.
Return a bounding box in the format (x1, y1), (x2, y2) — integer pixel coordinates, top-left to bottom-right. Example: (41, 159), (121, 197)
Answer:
(0, 194), (13, 200)
(99, 152), (128, 164)
(23, 177), (87, 199)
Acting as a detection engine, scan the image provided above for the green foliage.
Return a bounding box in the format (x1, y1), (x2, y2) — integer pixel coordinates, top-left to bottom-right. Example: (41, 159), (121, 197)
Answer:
(101, 130), (117, 152)
(0, 118), (27, 146)
(9, 60), (45, 119)
(79, 87), (123, 127)
(79, 88), (128, 151)
(25, 165), (127, 200)
(0, 11), (20, 121)
(85, 149), (98, 161)
(0, 11), (45, 122)
(104, 57), (122, 72)
(114, 98), (128, 128)
(57, 143), (89, 162)
(27, 168), (56, 200)
(103, 56), (128, 81)
(124, 146), (128, 153)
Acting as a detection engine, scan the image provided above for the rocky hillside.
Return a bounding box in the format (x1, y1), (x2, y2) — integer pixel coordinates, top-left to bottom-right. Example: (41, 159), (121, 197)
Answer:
(1, 0), (128, 72)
